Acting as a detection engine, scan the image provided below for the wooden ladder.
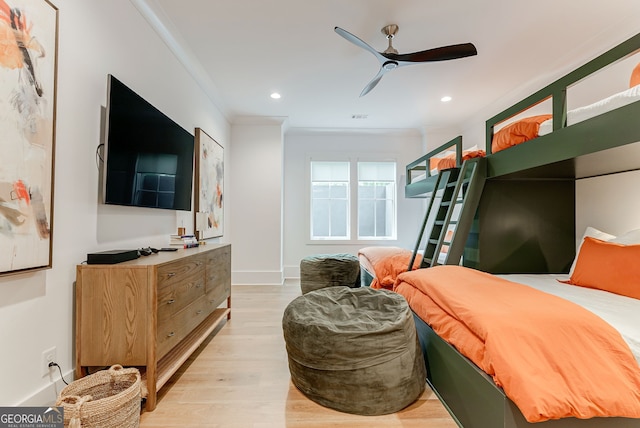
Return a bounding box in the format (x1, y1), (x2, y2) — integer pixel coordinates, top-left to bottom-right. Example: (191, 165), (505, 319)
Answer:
(409, 157), (486, 269)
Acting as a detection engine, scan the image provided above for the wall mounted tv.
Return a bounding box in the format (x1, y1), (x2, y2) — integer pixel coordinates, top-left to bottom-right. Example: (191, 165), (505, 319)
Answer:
(103, 74), (194, 211)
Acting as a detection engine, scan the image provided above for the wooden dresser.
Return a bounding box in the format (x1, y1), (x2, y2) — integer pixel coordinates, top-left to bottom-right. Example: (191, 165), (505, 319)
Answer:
(75, 244), (231, 410)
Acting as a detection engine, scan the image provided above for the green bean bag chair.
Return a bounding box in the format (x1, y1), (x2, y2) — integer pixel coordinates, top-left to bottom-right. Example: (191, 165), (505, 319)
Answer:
(282, 286), (426, 415)
(299, 253), (360, 294)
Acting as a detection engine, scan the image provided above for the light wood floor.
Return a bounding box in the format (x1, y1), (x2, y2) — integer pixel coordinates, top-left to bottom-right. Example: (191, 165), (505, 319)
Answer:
(139, 281), (459, 427)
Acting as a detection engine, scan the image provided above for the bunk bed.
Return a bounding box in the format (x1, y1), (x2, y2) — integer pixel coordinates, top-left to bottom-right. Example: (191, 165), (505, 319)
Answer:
(405, 136), (485, 198)
(358, 137), (464, 288)
(398, 32), (640, 428)
(358, 136), (484, 289)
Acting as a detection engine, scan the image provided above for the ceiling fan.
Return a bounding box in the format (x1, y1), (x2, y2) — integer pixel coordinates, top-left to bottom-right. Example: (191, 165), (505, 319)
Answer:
(335, 25), (477, 97)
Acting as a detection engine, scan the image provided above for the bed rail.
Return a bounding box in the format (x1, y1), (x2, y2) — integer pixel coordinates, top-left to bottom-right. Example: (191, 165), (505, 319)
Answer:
(485, 32), (640, 179)
(405, 136), (462, 198)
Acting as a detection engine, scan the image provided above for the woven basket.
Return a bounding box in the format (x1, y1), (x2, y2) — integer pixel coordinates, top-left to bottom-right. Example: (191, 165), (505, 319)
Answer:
(55, 365), (146, 428)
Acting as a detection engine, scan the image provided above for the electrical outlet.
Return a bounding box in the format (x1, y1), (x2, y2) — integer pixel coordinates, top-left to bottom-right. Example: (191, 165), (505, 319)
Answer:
(41, 347), (57, 377)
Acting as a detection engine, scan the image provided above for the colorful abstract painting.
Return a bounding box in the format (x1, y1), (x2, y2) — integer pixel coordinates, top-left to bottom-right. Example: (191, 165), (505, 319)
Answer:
(0, 0), (57, 274)
(194, 128), (223, 239)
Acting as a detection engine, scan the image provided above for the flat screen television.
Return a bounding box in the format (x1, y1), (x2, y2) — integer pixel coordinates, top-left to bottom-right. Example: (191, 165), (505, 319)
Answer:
(102, 74), (194, 211)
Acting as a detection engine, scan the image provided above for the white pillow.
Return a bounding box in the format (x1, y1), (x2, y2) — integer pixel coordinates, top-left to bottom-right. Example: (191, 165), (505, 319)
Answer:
(569, 226), (616, 276)
(610, 228), (640, 245)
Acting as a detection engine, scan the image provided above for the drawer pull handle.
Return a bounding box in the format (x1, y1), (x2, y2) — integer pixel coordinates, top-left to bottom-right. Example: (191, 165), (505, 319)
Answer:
(167, 299), (176, 305)
(167, 272), (176, 278)
(196, 310), (203, 315)
(196, 261), (203, 266)
(195, 283), (203, 288)
(167, 332), (175, 338)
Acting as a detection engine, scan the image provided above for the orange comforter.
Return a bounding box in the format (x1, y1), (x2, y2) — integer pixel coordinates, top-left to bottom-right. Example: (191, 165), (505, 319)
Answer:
(394, 265), (640, 422)
(358, 246), (421, 290)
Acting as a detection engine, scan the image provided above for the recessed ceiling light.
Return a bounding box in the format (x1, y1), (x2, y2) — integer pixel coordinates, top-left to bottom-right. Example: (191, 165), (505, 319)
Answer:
(270, 92), (281, 99)
(441, 96), (452, 102)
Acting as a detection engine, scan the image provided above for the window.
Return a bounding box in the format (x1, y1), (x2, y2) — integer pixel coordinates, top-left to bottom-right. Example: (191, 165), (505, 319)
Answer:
(310, 160), (396, 241)
(358, 162), (396, 239)
(310, 162), (350, 239)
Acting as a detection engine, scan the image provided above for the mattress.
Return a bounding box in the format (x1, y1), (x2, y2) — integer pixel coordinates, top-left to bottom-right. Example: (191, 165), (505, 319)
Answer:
(538, 84), (640, 136)
(498, 273), (640, 364)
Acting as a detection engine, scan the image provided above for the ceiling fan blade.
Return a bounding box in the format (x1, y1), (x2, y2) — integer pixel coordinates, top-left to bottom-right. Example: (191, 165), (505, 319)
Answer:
(335, 26), (385, 62)
(359, 66), (389, 97)
(385, 43), (477, 63)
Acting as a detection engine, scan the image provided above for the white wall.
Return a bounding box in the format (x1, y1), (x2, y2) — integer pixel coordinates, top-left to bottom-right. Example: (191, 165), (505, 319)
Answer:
(576, 170), (640, 238)
(230, 120), (285, 285)
(283, 129), (425, 278)
(0, 0), (230, 406)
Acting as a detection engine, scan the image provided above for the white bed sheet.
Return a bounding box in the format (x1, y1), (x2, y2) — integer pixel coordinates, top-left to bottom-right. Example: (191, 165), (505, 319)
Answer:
(538, 84), (640, 136)
(498, 273), (640, 365)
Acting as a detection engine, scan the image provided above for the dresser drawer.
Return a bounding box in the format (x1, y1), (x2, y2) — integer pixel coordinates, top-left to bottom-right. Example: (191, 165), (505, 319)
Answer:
(205, 247), (231, 293)
(157, 255), (206, 291)
(157, 296), (210, 359)
(206, 281), (230, 311)
(157, 273), (205, 322)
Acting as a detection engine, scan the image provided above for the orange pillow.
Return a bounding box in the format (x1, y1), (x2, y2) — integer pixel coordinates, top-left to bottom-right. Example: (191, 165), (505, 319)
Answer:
(437, 149), (486, 170)
(429, 157), (441, 171)
(568, 237), (640, 300)
(630, 62), (640, 88)
(429, 151), (455, 171)
(491, 114), (552, 154)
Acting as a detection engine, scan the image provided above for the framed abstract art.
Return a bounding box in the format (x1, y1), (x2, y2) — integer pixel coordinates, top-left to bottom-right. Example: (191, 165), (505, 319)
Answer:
(0, 0), (58, 275)
(194, 128), (223, 239)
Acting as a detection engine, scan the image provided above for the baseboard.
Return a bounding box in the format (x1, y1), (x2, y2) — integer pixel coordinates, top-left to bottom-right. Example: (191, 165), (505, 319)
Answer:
(232, 270), (284, 285)
(19, 369), (75, 407)
(283, 265), (300, 279)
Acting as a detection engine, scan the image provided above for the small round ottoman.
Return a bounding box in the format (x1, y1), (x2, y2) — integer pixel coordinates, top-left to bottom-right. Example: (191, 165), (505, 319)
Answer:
(300, 253), (360, 294)
(282, 286), (426, 416)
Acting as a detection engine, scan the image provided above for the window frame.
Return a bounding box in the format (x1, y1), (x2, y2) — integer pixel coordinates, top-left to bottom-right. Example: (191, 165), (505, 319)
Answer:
(307, 155), (398, 245)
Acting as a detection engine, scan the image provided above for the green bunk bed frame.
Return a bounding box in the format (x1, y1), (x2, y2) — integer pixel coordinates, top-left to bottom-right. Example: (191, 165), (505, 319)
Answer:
(406, 32), (640, 428)
(405, 136), (463, 198)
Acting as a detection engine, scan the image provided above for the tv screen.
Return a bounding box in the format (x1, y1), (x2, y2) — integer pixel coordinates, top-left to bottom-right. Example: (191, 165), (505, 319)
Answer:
(103, 75), (194, 211)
